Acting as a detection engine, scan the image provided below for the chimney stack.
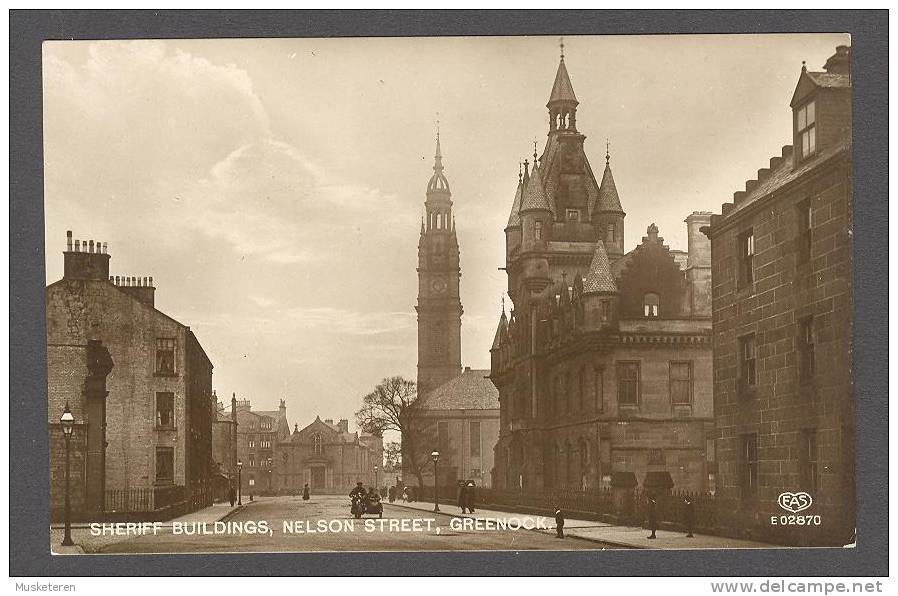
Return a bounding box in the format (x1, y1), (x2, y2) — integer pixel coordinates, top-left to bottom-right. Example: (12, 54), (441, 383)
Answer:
(63, 230), (110, 281)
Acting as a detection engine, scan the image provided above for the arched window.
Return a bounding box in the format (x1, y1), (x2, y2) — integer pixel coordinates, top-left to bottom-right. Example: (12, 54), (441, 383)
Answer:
(606, 223), (615, 243)
(312, 433), (322, 455)
(534, 220), (543, 240)
(644, 293), (660, 317)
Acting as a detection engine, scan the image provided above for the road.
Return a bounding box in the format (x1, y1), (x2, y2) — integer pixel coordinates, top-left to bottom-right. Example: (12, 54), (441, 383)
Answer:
(99, 495), (610, 553)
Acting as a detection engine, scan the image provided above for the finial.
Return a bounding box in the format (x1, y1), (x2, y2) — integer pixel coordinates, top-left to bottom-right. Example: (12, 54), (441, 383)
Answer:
(605, 139), (610, 165)
(560, 36), (565, 60)
(533, 139), (538, 164)
(501, 294), (506, 315)
(801, 60), (807, 72)
(518, 162), (522, 183)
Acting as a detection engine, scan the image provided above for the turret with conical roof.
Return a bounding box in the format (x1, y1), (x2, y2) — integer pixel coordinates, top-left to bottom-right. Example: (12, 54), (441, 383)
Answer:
(547, 46), (579, 134)
(592, 145), (626, 257)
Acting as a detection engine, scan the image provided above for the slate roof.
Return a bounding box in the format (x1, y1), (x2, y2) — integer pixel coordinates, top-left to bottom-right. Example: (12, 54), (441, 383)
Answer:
(583, 241), (618, 294)
(506, 180), (523, 227)
(806, 71), (850, 89)
(594, 162), (624, 213)
(491, 310), (508, 350)
(415, 368), (499, 411)
(548, 57), (578, 105)
(520, 166), (552, 212)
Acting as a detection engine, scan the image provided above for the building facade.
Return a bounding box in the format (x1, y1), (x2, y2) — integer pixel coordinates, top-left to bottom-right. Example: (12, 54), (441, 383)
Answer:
(705, 45), (854, 545)
(226, 397), (291, 495)
(211, 392), (238, 491)
(489, 53), (715, 495)
(47, 231), (215, 519)
(274, 416), (383, 493)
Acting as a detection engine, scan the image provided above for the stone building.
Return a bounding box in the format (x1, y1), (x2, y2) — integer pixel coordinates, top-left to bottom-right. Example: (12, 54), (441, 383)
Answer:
(705, 45), (853, 545)
(410, 367), (500, 488)
(489, 52), (714, 494)
(225, 397), (291, 495)
(406, 135), (501, 488)
(274, 416), (383, 493)
(47, 231), (215, 520)
(211, 392), (238, 494)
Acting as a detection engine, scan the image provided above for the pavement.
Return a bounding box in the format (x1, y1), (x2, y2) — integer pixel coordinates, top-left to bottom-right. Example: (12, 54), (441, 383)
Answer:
(50, 501), (245, 554)
(92, 495), (612, 553)
(390, 499), (779, 550)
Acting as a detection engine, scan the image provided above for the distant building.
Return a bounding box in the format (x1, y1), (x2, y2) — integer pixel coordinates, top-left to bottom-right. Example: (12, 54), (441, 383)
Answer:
(410, 135), (501, 488)
(705, 45), (853, 545)
(407, 367), (500, 488)
(275, 416), (383, 493)
(47, 231), (214, 519)
(222, 397), (291, 495)
(489, 52), (714, 494)
(211, 392), (238, 495)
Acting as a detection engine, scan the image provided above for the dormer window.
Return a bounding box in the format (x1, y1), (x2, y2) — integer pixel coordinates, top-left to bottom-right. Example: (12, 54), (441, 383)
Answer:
(643, 293), (660, 318)
(796, 100), (816, 160)
(566, 209), (580, 222)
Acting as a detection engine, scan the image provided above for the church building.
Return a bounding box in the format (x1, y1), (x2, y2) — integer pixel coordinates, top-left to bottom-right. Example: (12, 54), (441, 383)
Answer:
(406, 134), (500, 488)
(490, 50), (715, 493)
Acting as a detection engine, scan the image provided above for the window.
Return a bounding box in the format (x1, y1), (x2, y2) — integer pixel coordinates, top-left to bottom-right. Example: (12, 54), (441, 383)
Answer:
(312, 433), (322, 455)
(606, 223), (615, 243)
(797, 199), (813, 264)
(799, 430), (818, 493)
(798, 316), (816, 383)
(796, 101), (816, 160)
(249, 455), (255, 467)
(566, 209), (580, 222)
(155, 446), (174, 483)
(739, 334), (757, 389)
(601, 300), (610, 322)
(155, 392), (174, 429)
(248, 438), (255, 449)
(261, 419), (271, 430)
(155, 338), (175, 375)
(593, 367), (604, 412)
(669, 361), (693, 406)
(248, 477), (255, 487)
(643, 293), (660, 317)
(738, 229), (755, 288)
(741, 434), (759, 497)
(261, 439), (271, 449)
(438, 421), (449, 454)
(469, 421), (481, 457)
(648, 449), (665, 465)
(617, 362), (640, 406)
(534, 221), (543, 240)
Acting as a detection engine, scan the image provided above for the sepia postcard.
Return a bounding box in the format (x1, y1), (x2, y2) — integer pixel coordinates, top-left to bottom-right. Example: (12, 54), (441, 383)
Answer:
(40, 32), (859, 558)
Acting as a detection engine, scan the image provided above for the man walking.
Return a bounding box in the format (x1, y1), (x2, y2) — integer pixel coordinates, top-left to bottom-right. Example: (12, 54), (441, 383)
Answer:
(647, 497), (658, 539)
(554, 505), (565, 539)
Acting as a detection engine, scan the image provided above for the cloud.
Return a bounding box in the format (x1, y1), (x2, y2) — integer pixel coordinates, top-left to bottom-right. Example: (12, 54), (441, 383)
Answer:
(285, 306), (416, 337)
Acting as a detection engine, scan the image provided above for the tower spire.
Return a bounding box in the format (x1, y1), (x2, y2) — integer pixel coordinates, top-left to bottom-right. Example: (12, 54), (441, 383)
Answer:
(560, 36), (565, 60)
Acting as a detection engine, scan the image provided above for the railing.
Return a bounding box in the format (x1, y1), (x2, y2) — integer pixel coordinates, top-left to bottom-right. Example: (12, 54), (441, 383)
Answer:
(105, 488), (156, 512)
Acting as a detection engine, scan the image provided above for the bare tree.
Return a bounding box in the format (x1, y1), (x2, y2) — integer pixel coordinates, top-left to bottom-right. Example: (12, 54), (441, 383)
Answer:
(383, 441), (402, 473)
(356, 376), (435, 488)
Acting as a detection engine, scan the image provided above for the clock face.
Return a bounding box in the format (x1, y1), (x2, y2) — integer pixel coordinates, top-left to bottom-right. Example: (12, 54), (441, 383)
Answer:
(431, 278), (448, 294)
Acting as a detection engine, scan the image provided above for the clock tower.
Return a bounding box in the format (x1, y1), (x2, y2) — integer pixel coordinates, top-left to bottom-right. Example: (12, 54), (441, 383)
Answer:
(416, 133), (462, 396)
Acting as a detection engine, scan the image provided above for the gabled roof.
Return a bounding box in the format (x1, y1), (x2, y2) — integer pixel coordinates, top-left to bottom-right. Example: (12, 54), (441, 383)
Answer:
(415, 368), (499, 411)
(583, 241), (618, 294)
(520, 166), (552, 213)
(594, 161), (624, 213)
(506, 180), (523, 228)
(790, 68), (850, 107)
(547, 57), (578, 106)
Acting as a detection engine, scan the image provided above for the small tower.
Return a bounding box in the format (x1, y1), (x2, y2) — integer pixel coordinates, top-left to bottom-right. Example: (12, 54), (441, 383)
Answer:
(581, 240), (619, 329)
(518, 165), (553, 300)
(547, 43), (579, 134)
(592, 145), (626, 258)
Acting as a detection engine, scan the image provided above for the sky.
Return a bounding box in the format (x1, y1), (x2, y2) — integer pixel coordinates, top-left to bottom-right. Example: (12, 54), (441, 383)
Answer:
(43, 33), (849, 431)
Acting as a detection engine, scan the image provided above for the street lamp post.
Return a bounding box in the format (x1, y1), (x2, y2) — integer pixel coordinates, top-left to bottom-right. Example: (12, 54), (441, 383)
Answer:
(267, 458), (272, 494)
(374, 465), (379, 494)
(60, 403), (75, 547)
(237, 459), (243, 505)
(430, 450), (440, 513)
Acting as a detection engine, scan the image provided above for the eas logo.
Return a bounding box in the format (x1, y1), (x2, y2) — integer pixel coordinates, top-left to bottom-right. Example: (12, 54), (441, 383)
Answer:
(778, 491), (813, 513)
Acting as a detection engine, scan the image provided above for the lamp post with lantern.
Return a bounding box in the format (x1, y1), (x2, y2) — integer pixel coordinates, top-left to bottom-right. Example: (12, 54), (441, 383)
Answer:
(374, 465), (379, 495)
(430, 450), (440, 513)
(237, 459), (243, 505)
(60, 403), (75, 547)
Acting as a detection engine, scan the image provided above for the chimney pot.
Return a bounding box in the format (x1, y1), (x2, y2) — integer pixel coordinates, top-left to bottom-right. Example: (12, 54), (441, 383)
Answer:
(74, 240), (80, 252)
(102, 242), (107, 254)
(66, 231), (73, 251)
(149, 276), (153, 287)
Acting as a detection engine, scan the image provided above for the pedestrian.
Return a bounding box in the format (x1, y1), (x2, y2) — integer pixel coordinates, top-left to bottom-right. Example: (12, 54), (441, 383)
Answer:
(402, 486), (409, 502)
(302, 483), (310, 501)
(647, 497), (657, 539)
(465, 480), (476, 514)
(228, 486), (236, 508)
(554, 505), (565, 538)
(457, 480), (467, 513)
(388, 486), (396, 503)
(684, 496), (694, 538)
